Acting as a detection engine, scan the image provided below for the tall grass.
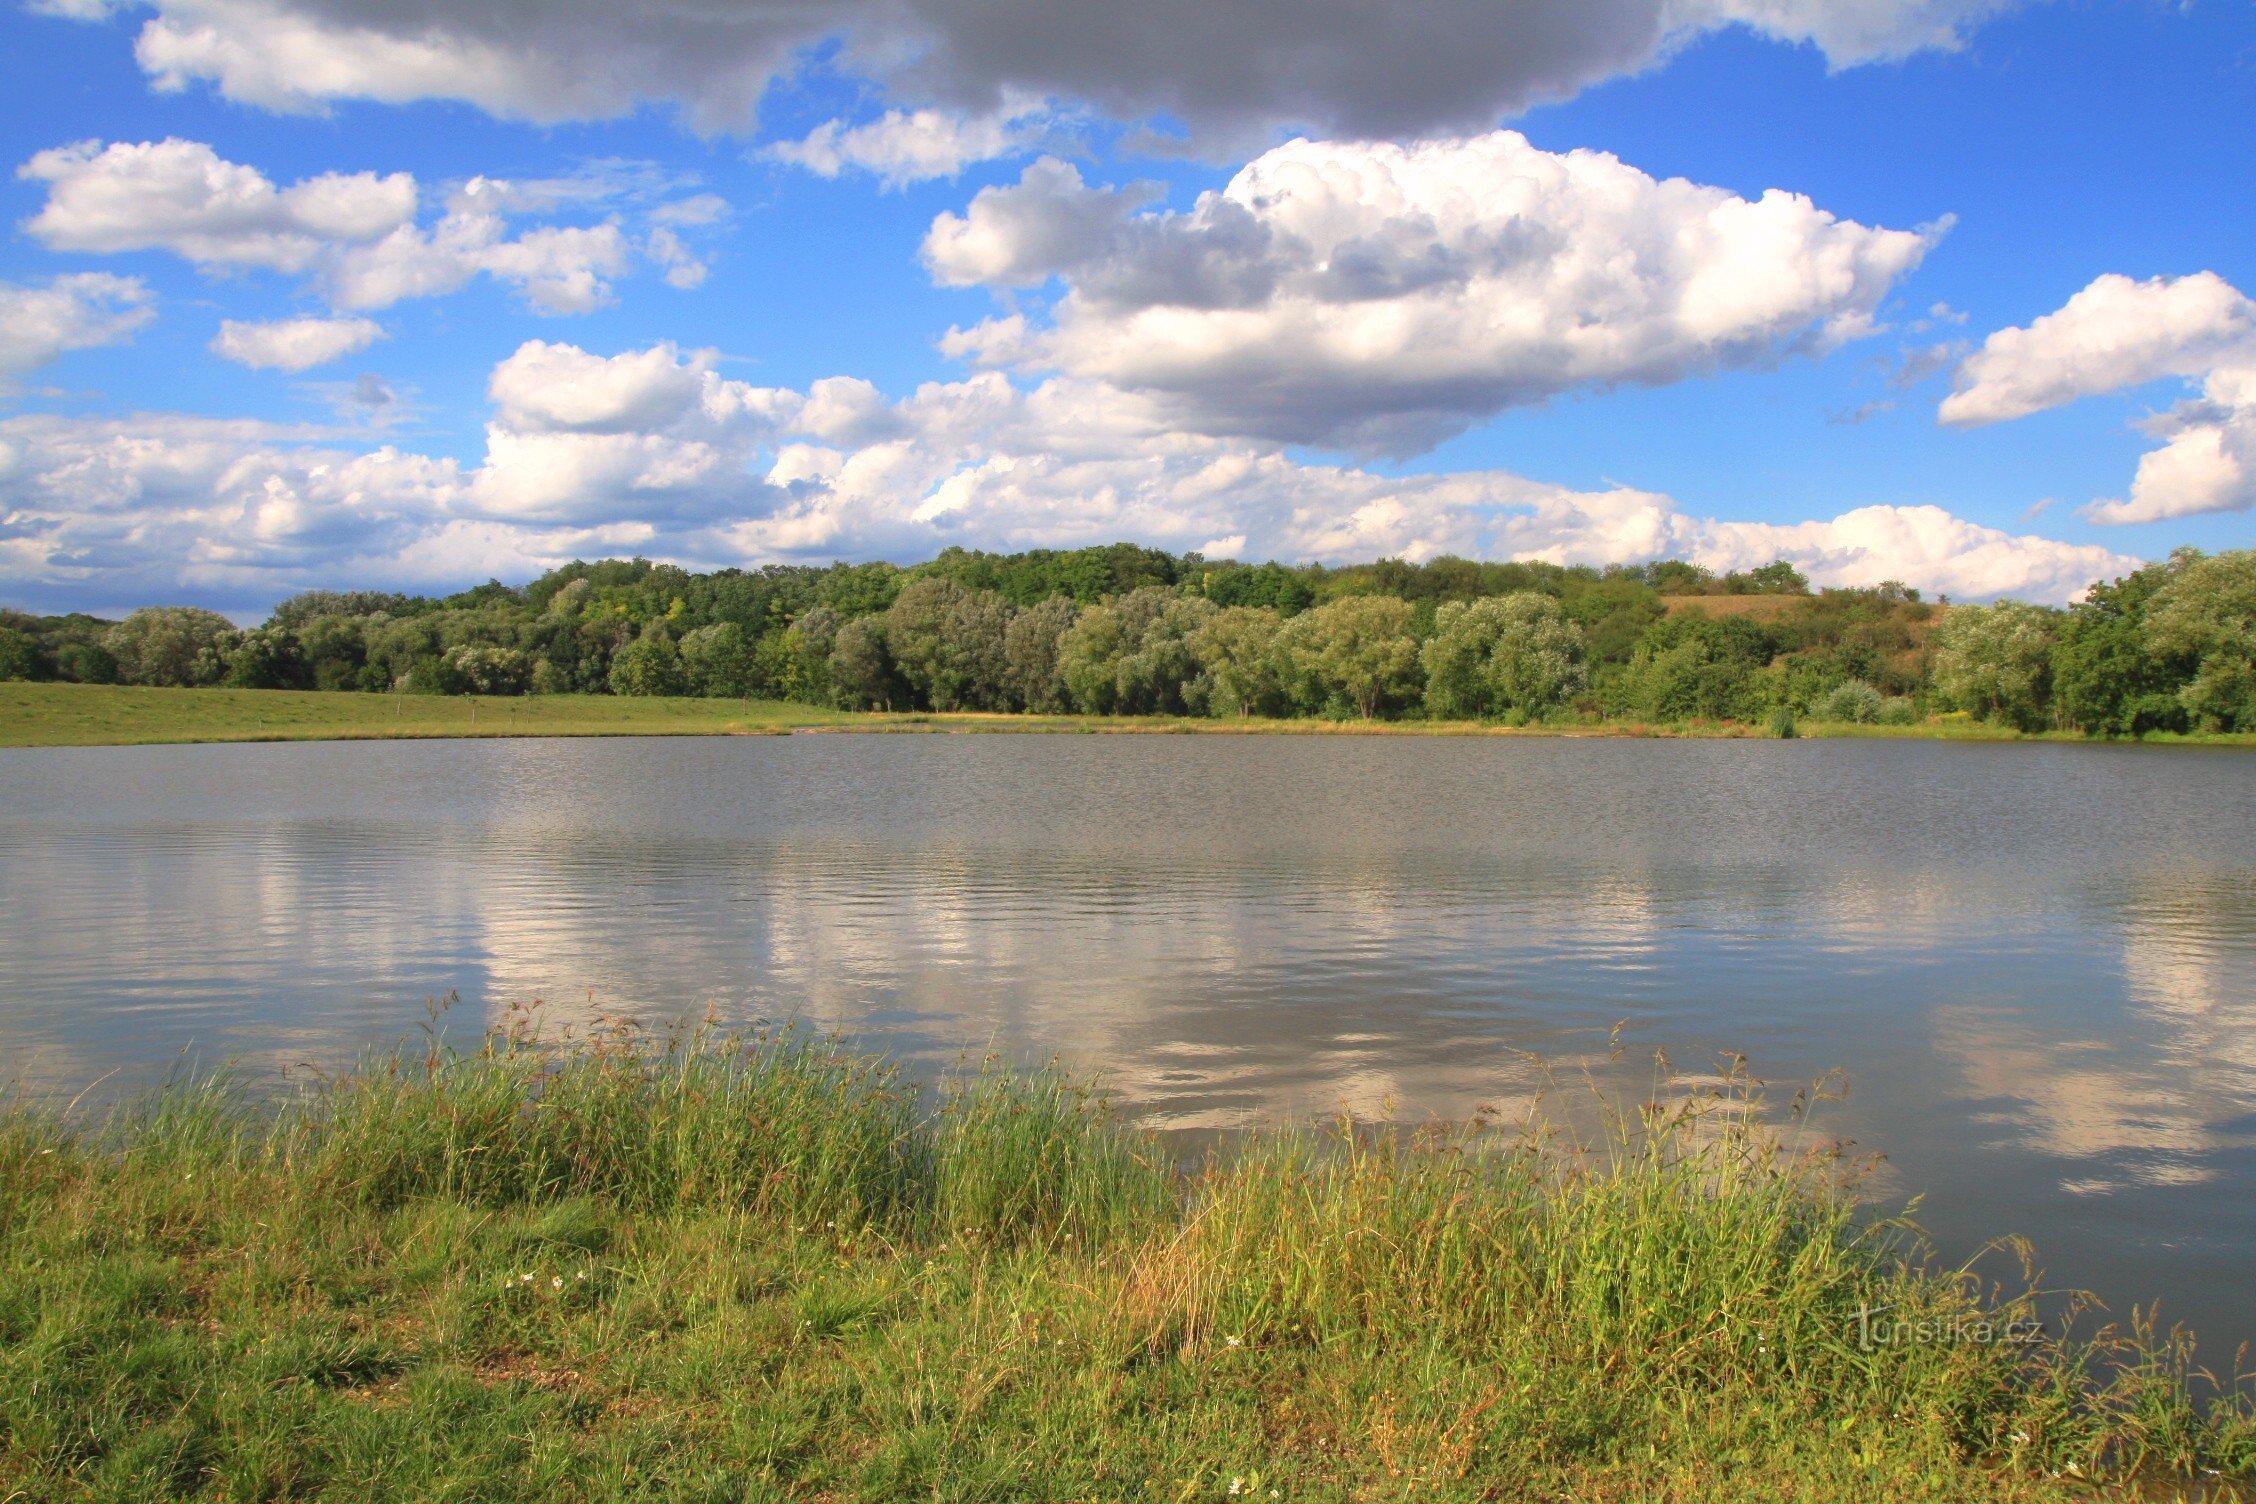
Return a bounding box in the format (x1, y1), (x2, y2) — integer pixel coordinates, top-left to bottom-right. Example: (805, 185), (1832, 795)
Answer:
(2, 1022), (2250, 1501)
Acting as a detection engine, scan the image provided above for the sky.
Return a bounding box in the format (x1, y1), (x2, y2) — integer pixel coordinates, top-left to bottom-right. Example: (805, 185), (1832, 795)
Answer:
(0, 0), (2250, 619)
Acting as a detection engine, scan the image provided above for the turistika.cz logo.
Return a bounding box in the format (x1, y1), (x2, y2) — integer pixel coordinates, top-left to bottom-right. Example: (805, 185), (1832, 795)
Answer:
(1850, 1304), (2046, 1352)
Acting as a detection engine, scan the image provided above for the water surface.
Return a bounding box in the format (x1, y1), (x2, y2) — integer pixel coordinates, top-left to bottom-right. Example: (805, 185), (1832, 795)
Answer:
(3, 733), (2252, 1344)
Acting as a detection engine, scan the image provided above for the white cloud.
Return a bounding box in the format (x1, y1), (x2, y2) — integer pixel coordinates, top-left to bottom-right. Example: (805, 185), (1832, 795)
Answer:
(2087, 368), (2256, 526)
(0, 273), (155, 384)
(771, 106), (1038, 188)
(19, 139), (707, 316)
(470, 340), (802, 525)
(0, 339), (2133, 610)
(926, 133), (1937, 453)
(1940, 273), (2256, 427)
(60, 0), (2012, 147)
(1942, 273), (2256, 525)
(209, 314), (385, 371)
(21, 137), (415, 271)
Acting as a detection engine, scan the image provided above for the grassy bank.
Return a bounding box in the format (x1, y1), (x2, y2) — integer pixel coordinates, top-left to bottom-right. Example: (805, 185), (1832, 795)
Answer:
(7, 681), (2256, 749)
(0, 682), (853, 747)
(2, 1025), (2249, 1502)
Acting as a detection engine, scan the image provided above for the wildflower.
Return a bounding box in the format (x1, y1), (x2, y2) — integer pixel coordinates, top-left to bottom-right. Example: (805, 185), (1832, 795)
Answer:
(2011, 1431), (2030, 1446)
(1225, 1335), (1242, 1348)
(575, 1270), (587, 1281)
(552, 1276), (563, 1290)
(1228, 1480), (1244, 1496)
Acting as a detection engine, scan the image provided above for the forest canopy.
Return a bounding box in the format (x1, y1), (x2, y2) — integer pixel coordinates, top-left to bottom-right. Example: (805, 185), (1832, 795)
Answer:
(4, 545), (2252, 734)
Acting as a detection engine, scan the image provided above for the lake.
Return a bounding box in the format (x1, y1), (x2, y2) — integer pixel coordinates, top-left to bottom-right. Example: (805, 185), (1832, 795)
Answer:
(2, 732), (2252, 1347)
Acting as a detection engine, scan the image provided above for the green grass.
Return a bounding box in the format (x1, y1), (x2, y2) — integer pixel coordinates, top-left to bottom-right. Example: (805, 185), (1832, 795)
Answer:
(6, 681), (2256, 749)
(2, 1022), (2249, 1502)
(0, 681), (854, 747)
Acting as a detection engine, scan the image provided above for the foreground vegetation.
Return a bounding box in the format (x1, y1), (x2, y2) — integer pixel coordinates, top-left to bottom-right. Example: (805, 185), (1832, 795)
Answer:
(3, 1022), (2251, 1502)
(6, 542), (2252, 738)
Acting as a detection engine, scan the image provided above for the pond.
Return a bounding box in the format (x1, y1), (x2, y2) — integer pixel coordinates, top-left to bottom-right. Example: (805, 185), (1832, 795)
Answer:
(3, 732), (2252, 1346)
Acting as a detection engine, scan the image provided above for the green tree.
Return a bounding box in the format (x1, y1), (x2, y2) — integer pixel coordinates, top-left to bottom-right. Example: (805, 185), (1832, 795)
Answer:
(445, 644), (531, 695)
(0, 626), (35, 681)
(607, 627), (688, 697)
(1055, 587), (1214, 715)
(1056, 602), (1132, 715)
(1929, 601), (2058, 728)
(1003, 596), (1078, 713)
(1188, 606), (1284, 718)
(680, 622), (758, 698)
(103, 607), (240, 687)
(2145, 548), (2256, 732)
(1273, 595), (1420, 719)
(828, 617), (900, 710)
(1421, 593), (1587, 719)
(883, 578), (1013, 711)
(223, 626), (310, 689)
(51, 639), (117, 684)
(1114, 592), (1216, 715)
(2051, 561), (2189, 735)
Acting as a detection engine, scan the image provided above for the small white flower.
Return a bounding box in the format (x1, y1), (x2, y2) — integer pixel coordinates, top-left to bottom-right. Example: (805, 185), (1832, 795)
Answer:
(1225, 1335), (1242, 1348)
(1228, 1480), (1244, 1496)
(552, 1276), (563, 1290)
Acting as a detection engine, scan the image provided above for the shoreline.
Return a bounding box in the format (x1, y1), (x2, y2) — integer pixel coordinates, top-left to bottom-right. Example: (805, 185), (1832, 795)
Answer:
(2, 1026), (2249, 1500)
(7, 680), (2256, 750)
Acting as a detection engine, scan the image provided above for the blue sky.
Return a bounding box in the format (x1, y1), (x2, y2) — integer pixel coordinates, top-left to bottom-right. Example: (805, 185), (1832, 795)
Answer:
(0, 0), (2250, 616)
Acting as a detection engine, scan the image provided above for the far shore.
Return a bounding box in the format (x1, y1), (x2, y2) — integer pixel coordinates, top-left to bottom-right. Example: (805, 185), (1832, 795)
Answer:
(5, 679), (2255, 750)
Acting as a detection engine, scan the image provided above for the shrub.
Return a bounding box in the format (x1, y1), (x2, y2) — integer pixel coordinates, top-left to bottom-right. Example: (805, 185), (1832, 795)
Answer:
(1816, 679), (1885, 723)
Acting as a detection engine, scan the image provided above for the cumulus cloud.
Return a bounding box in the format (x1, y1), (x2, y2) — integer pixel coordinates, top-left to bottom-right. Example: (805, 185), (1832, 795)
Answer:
(1943, 273), (2256, 525)
(0, 273), (155, 384)
(209, 314), (385, 371)
(18, 138), (708, 315)
(55, 0), (2013, 146)
(470, 340), (802, 525)
(1941, 273), (2256, 428)
(926, 133), (1937, 452)
(1, 338), (2136, 611)
(771, 104), (1041, 187)
(21, 137), (415, 270)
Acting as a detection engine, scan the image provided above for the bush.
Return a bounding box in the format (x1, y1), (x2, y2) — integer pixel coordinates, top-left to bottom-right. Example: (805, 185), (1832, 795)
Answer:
(103, 606), (240, 687)
(1875, 695), (1920, 725)
(0, 626), (34, 681)
(1815, 679), (1884, 723)
(445, 644), (531, 695)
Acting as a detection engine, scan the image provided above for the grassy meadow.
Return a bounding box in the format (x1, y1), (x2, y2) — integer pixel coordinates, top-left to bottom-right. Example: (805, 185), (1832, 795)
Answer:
(1, 1021), (2250, 1503)
(0, 682), (854, 747)
(11, 679), (2255, 749)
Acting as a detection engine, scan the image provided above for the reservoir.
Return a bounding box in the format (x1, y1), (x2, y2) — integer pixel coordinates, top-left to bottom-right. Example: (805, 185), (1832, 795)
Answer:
(3, 733), (2251, 1346)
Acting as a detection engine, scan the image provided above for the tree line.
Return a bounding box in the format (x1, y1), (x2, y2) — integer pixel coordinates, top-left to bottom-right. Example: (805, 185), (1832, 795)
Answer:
(3, 544), (2251, 734)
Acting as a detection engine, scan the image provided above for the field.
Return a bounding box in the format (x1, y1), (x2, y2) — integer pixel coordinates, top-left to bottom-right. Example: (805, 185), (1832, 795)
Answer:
(0, 1023), (2249, 1503)
(0, 682), (855, 747)
(6, 680), (2255, 750)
